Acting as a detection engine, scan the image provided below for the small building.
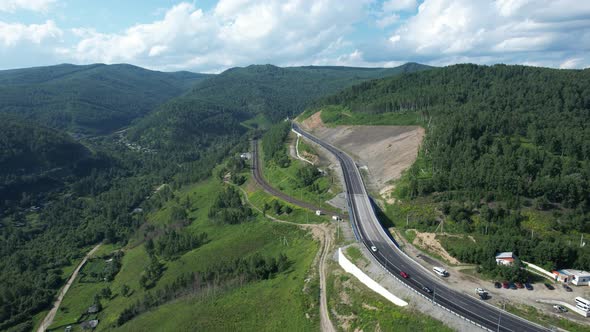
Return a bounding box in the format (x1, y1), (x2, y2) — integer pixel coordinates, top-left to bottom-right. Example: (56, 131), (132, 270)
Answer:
(315, 210), (322, 216)
(240, 152), (251, 160)
(132, 208), (143, 214)
(332, 215), (341, 221)
(495, 252), (516, 266)
(553, 269), (590, 286)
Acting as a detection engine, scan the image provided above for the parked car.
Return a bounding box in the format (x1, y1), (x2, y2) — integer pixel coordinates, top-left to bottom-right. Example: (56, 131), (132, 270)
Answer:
(400, 271), (409, 279)
(502, 281), (509, 289)
(525, 283), (533, 290)
(563, 284), (573, 292)
(479, 292), (489, 300)
(544, 283), (555, 290)
(371, 246), (378, 252)
(494, 281), (502, 289)
(553, 304), (567, 313)
(475, 287), (487, 295)
(515, 282), (524, 289)
(422, 286), (433, 294)
(509, 282), (517, 290)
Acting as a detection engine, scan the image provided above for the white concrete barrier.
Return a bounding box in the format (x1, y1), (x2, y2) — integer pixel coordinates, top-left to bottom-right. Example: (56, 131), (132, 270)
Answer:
(338, 248), (408, 307)
(523, 261), (556, 280)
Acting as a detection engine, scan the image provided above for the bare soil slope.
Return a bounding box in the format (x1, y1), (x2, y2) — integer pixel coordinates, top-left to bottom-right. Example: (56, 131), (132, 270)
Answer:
(300, 112), (424, 200)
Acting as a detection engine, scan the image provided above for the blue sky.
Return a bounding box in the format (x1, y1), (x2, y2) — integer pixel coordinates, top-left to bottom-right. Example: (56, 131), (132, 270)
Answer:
(1, 0), (589, 72)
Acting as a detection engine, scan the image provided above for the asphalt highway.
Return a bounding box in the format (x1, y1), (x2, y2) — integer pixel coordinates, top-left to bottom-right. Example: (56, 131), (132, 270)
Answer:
(292, 123), (548, 332)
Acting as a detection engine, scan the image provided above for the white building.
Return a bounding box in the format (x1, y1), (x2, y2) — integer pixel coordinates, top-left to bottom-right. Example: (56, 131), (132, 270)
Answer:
(554, 269), (590, 286)
(495, 252), (516, 266)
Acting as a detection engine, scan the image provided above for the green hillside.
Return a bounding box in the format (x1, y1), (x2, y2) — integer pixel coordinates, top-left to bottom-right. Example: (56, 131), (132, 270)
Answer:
(0, 115), (91, 206)
(127, 63), (431, 163)
(0, 64), (210, 134)
(312, 64), (590, 274)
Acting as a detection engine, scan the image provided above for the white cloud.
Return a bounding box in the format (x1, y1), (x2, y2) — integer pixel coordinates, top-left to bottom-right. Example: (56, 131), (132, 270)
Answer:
(0, 0), (56, 13)
(377, 14), (400, 28)
(60, 1), (370, 72)
(359, 0), (590, 69)
(0, 20), (62, 47)
(560, 58), (584, 69)
(382, 0), (418, 12)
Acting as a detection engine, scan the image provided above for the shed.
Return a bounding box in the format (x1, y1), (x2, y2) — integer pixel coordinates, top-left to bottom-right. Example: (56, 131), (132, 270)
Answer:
(495, 252), (516, 266)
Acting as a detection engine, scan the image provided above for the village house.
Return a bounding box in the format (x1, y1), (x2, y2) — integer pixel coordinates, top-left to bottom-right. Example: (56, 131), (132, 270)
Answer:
(495, 252), (516, 266)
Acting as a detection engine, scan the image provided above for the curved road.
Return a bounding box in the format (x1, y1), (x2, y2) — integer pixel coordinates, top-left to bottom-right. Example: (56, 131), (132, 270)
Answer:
(246, 148), (336, 331)
(252, 139), (347, 221)
(292, 123), (548, 332)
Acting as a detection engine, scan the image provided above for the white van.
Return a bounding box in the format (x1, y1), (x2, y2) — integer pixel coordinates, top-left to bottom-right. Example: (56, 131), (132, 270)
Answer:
(433, 266), (448, 277)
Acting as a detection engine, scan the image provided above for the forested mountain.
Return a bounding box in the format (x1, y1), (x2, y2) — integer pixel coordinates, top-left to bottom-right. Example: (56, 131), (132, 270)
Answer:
(0, 115), (92, 207)
(127, 63), (431, 163)
(315, 64), (590, 271)
(0, 61), (431, 330)
(0, 115), (89, 176)
(0, 64), (210, 134)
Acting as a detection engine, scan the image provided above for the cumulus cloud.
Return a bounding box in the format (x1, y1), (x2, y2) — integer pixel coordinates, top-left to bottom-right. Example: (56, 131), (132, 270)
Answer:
(0, 0), (56, 13)
(2, 0), (590, 71)
(360, 0), (590, 68)
(0, 20), (62, 47)
(60, 0), (370, 72)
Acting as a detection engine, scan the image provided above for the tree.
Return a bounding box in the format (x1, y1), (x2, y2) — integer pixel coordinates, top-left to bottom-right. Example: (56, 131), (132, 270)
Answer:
(121, 284), (131, 297)
(100, 287), (112, 299)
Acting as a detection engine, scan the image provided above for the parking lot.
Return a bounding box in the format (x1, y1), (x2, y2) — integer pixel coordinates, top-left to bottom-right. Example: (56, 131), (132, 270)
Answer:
(392, 229), (590, 327)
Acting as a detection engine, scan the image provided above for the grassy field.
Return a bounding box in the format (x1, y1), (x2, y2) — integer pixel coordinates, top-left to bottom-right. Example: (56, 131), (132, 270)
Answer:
(260, 140), (338, 212)
(48, 171), (321, 332)
(317, 105), (425, 127)
(326, 259), (452, 332)
(504, 302), (590, 332)
(248, 187), (328, 224)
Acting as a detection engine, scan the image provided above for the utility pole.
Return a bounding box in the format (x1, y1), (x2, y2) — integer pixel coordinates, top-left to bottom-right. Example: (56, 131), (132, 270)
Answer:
(497, 302), (505, 332)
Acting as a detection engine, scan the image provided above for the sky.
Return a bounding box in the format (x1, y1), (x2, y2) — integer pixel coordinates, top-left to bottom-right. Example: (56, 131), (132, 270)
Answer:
(0, 0), (589, 72)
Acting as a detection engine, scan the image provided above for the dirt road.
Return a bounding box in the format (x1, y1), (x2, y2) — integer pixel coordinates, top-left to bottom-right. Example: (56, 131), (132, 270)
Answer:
(37, 243), (102, 332)
(245, 145), (337, 332)
(252, 139), (346, 220)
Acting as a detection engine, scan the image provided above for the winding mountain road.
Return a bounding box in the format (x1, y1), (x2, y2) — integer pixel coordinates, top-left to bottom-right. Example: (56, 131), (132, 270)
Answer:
(292, 122), (548, 332)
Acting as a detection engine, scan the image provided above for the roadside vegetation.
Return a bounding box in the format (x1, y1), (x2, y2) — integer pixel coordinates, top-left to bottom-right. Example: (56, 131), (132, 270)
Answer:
(326, 260), (452, 332)
(260, 123), (338, 213)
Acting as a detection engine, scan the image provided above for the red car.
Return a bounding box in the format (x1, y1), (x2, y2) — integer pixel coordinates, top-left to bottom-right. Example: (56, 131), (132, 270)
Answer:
(400, 271), (409, 279)
(502, 281), (509, 289)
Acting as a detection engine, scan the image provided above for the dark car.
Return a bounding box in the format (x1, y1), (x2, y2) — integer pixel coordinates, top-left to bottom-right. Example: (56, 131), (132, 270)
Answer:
(479, 292), (489, 300)
(544, 283), (555, 290)
(516, 282), (524, 289)
(400, 271), (409, 279)
(502, 281), (509, 289)
(422, 286), (433, 293)
(525, 283), (533, 290)
(494, 282), (502, 289)
(509, 282), (517, 290)
(563, 284), (573, 292)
